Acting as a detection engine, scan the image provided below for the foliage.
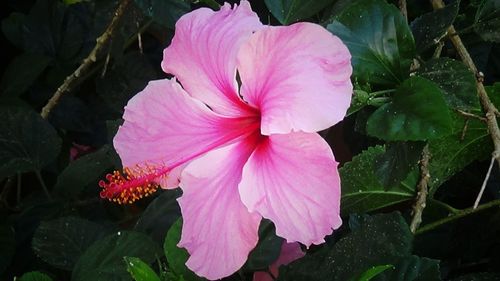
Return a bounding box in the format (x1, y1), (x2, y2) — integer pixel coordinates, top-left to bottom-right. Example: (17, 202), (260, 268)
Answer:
(0, 0), (499, 280)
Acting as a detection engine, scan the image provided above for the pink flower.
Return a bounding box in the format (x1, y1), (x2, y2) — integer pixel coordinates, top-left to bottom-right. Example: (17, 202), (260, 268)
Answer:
(100, 1), (352, 279)
(253, 242), (305, 281)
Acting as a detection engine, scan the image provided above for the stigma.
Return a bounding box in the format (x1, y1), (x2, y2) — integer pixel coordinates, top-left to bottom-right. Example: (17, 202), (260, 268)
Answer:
(99, 164), (168, 204)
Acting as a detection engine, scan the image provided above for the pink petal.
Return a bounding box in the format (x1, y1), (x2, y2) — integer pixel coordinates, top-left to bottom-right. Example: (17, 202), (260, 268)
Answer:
(113, 79), (258, 188)
(237, 23), (353, 135)
(162, 1), (262, 116)
(252, 242), (305, 281)
(239, 133), (342, 246)
(178, 135), (262, 280)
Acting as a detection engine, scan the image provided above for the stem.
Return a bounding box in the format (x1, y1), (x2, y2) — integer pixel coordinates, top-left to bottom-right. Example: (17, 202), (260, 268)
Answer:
(431, 0), (500, 168)
(40, 0), (132, 119)
(399, 0), (408, 23)
(35, 170), (52, 200)
(410, 145), (431, 233)
(474, 157), (495, 209)
(415, 199), (500, 235)
(370, 89), (396, 97)
(16, 173), (21, 203)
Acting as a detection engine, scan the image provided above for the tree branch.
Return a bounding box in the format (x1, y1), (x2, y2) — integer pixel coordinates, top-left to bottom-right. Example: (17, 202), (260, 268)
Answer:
(410, 145), (431, 233)
(40, 0), (132, 119)
(431, 0), (500, 167)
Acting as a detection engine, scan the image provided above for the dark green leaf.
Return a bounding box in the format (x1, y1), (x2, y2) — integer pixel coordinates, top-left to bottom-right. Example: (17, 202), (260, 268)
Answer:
(366, 76), (453, 141)
(411, 0), (460, 52)
(0, 53), (52, 98)
(124, 256), (161, 281)
(164, 219), (204, 281)
(134, 189), (182, 243)
(72, 231), (162, 281)
(416, 58), (480, 110)
(374, 141), (424, 189)
(18, 271), (53, 281)
(340, 146), (417, 215)
(0, 223), (15, 274)
(1, 12), (26, 48)
(265, 0), (334, 25)
(354, 264), (393, 281)
(347, 90), (370, 116)
(428, 113), (491, 194)
(279, 212), (413, 281)
(32, 216), (110, 270)
(135, 0), (190, 28)
(245, 220), (283, 271)
(53, 145), (115, 199)
(373, 256), (440, 281)
(327, 0), (415, 86)
(474, 0), (500, 42)
(0, 106), (61, 178)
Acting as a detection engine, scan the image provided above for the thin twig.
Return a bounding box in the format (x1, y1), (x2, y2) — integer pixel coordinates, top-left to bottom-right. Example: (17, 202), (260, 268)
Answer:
(399, 0), (408, 23)
(431, 0), (500, 168)
(410, 145), (431, 233)
(456, 109), (487, 122)
(35, 170), (52, 200)
(416, 199), (500, 235)
(474, 157), (495, 209)
(16, 173), (21, 204)
(40, 0), (131, 119)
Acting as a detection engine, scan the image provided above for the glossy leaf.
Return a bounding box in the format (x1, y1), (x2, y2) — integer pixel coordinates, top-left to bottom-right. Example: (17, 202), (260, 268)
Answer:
(245, 219), (283, 271)
(417, 58), (480, 110)
(327, 0), (415, 86)
(164, 219), (204, 281)
(366, 76), (453, 141)
(373, 256), (441, 281)
(53, 145), (115, 199)
(32, 216), (110, 270)
(124, 256), (161, 281)
(411, 0), (460, 52)
(340, 146), (417, 215)
(134, 0), (190, 28)
(134, 189), (182, 243)
(374, 141), (425, 189)
(18, 271), (53, 281)
(72, 231), (162, 281)
(474, 0), (500, 42)
(0, 106), (61, 178)
(354, 264), (393, 281)
(265, 0), (334, 25)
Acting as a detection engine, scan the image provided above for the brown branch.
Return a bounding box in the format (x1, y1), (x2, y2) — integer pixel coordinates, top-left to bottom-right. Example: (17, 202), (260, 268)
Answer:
(456, 109), (487, 122)
(410, 145), (431, 233)
(431, 0), (500, 167)
(40, 0), (131, 119)
(399, 0), (408, 23)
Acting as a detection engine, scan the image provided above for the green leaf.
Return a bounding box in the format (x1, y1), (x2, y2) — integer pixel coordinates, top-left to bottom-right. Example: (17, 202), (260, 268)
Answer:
(279, 212), (413, 281)
(340, 146), (417, 215)
(327, 0), (415, 86)
(1, 12), (26, 48)
(474, 0), (500, 42)
(373, 256), (441, 281)
(164, 219), (204, 281)
(124, 257), (161, 281)
(428, 113), (491, 194)
(0, 106), (61, 179)
(374, 141), (424, 189)
(0, 53), (52, 98)
(134, 189), (182, 243)
(416, 58), (480, 110)
(354, 264), (393, 281)
(265, 0), (334, 25)
(53, 145), (115, 199)
(245, 220), (283, 271)
(0, 223), (15, 274)
(134, 0), (190, 28)
(411, 0), (460, 52)
(72, 231), (162, 281)
(366, 76), (453, 141)
(32, 216), (111, 271)
(18, 271), (53, 281)
(347, 90), (370, 116)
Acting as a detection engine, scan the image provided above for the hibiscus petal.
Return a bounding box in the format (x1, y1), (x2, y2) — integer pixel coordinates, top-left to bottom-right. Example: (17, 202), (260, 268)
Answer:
(178, 135), (261, 280)
(113, 79), (257, 188)
(162, 1), (261, 116)
(237, 23), (353, 134)
(239, 133), (342, 246)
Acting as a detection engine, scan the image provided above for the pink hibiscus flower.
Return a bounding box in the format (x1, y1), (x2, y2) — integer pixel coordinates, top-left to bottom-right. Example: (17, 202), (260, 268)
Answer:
(99, 1), (352, 279)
